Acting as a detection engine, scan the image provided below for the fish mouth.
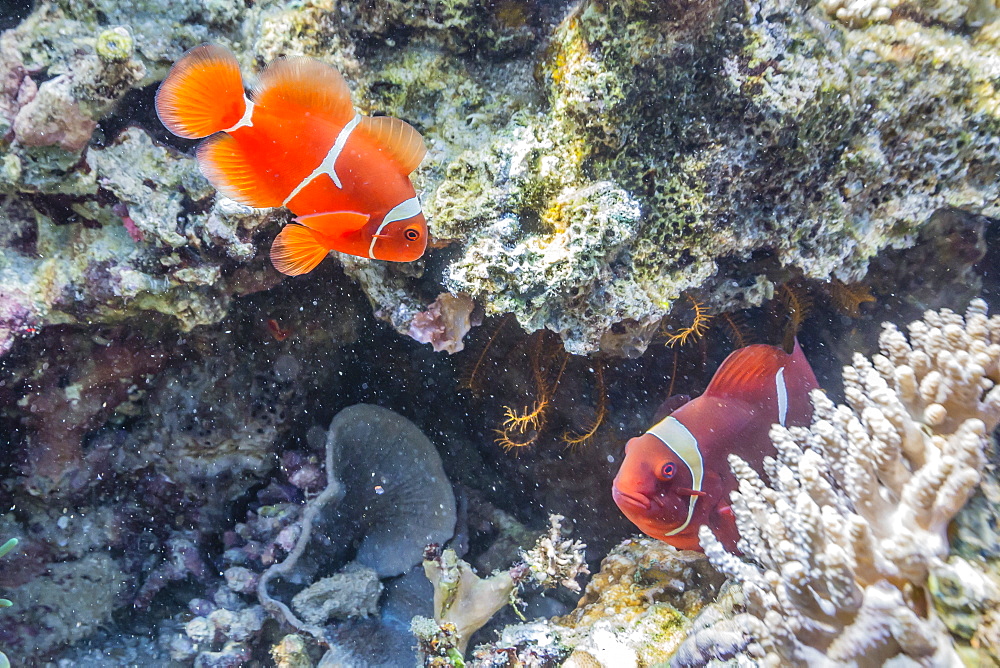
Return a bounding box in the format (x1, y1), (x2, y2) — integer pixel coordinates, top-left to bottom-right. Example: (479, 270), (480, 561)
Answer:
(612, 486), (652, 510)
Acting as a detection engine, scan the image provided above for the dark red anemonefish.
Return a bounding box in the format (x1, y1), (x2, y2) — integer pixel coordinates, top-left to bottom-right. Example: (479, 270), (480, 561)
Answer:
(612, 340), (819, 553)
(154, 45), (428, 275)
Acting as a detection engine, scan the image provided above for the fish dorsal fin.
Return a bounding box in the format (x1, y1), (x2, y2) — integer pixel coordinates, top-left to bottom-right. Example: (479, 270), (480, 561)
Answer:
(252, 57), (355, 126)
(197, 133), (286, 208)
(703, 344), (790, 402)
(356, 116), (427, 175)
(270, 224), (331, 276)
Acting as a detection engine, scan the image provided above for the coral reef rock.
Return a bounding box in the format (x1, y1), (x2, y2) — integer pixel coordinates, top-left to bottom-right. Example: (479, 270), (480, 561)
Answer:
(698, 299), (1000, 665)
(6, 553), (127, 657)
(1, 0), (996, 358)
(431, 0), (1000, 354)
(166, 590), (267, 666)
(121, 341), (302, 515)
(291, 562), (383, 626)
(476, 538), (725, 668)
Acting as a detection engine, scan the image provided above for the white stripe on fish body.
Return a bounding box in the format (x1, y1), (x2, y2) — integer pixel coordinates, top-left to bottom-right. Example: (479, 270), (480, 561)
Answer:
(282, 113), (361, 206)
(776, 366), (788, 427)
(222, 96), (255, 133)
(645, 416), (703, 537)
(368, 196), (422, 259)
(381, 196), (422, 226)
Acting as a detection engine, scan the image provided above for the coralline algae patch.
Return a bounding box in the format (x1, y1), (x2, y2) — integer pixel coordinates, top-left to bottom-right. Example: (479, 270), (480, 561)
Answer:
(550, 539), (726, 667)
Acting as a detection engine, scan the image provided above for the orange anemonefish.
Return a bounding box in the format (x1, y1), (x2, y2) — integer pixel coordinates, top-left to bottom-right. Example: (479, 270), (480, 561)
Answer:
(612, 340), (819, 553)
(154, 45), (428, 275)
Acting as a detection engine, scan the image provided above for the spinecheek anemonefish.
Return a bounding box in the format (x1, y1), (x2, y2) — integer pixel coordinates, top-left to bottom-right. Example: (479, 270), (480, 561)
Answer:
(613, 340), (820, 553)
(154, 45), (428, 275)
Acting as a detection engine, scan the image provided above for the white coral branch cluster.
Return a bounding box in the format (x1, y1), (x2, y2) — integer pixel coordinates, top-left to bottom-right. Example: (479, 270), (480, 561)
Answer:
(820, 0), (898, 28)
(699, 299), (1000, 666)
(522, 514), (590, 592)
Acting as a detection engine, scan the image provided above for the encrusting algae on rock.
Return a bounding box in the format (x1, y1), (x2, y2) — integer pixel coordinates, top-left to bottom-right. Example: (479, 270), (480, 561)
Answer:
(466, 537), (726, 667)
(2, 0), (999, 362)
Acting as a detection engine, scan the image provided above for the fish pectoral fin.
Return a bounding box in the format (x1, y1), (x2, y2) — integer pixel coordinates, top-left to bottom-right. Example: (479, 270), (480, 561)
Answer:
(294, 211), (370, 236)
(356, 116), (427, 175)
(270, 223), (331, 277)
(251, 57), (355, 126)
(676, 488), (707, 497)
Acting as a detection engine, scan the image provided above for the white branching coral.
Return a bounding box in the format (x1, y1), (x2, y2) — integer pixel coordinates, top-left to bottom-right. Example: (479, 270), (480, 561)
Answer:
(522, 514), (590, 593)
(820, 0), (897, 28)
(699, 299), (1000, 666)
(821, 0), (998, 29)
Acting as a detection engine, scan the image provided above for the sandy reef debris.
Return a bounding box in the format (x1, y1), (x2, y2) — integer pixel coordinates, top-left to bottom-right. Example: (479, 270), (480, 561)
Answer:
(467, 538), (726, 667)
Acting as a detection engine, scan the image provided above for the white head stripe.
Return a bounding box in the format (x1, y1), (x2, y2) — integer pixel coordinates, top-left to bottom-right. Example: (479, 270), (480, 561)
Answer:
(382, 196), (422, 226)
(222, 97), (255, 133)
(368, 196), (422, 259)
(282, 114), (361, 206)
(646, 416), (703, 537)
(776, 366), (788, 427)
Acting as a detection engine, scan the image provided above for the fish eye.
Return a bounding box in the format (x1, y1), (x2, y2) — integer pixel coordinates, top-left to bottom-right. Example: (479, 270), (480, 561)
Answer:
(404, 227), (420, 241)
(661, 463), (676, 479)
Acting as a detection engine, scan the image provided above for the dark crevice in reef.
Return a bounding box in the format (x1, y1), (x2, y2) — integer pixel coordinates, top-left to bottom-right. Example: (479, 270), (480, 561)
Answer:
(0, 0), (31, 31)
(97, 84), (198, 154)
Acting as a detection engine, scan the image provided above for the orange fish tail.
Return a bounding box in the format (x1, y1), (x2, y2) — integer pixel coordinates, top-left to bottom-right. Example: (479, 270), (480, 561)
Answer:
(270, 224), (331, 276)
(155, 45), (247, 139)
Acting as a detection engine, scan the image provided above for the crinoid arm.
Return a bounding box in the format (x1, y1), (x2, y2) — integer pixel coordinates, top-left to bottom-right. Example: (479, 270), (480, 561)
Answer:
(662, 295), (712, 348)
(500, 399), (549, 435)
(828, 279), (876, 318)
(562, 362), (607, 447)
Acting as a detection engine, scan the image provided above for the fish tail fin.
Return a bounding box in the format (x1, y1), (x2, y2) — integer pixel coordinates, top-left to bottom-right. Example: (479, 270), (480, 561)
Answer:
(155, 45), (248, 139)
(270, 223), (331, 276)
